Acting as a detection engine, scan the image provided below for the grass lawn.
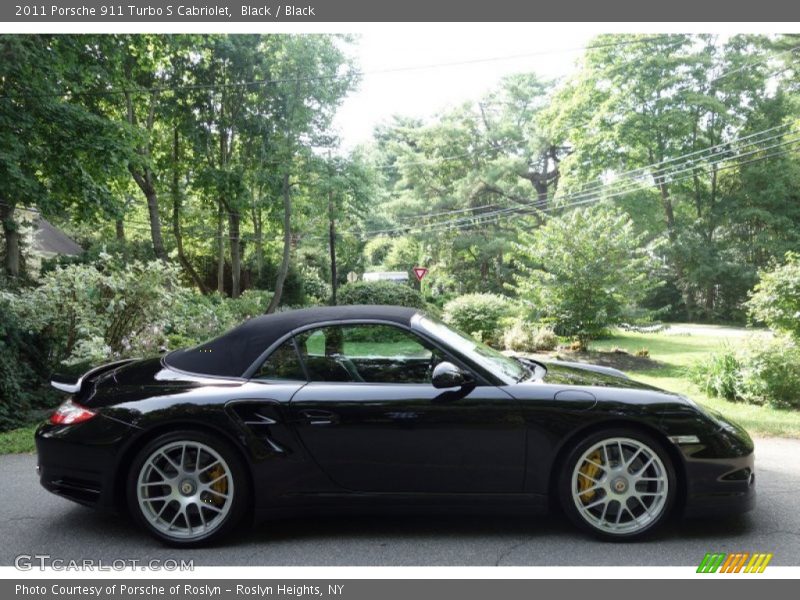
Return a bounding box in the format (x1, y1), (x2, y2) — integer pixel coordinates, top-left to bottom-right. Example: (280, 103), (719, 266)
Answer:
(0, 424), (37, 454)
(590, 324), (800, 438)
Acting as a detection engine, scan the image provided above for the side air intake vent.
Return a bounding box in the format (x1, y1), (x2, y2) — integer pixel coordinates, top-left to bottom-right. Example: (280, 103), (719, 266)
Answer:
(227, 402), (290, 455)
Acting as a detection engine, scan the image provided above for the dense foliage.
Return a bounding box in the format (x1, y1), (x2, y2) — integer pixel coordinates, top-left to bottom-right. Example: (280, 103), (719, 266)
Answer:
(693, 253), (800, 410)
(692, 336), (800, 409)
(5, 33), (800, 428)
(0, 299), (54, 431)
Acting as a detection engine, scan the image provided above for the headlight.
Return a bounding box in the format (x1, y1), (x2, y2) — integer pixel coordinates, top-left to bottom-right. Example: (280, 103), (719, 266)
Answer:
(682, 396), (739, 434)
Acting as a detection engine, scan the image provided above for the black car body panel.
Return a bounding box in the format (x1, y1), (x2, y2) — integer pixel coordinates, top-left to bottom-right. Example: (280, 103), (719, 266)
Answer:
(36, 305), (755, 528)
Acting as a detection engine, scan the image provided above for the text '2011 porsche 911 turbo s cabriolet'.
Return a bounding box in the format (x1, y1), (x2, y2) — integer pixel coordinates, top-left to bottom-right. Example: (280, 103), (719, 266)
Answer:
(36, 305), (755, 546)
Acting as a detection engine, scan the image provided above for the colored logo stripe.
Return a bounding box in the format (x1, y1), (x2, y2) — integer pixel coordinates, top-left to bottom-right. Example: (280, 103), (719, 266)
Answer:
(697, 552), (772, 573)
(745, 553), (773, 573)
(697, 553), (726, 573)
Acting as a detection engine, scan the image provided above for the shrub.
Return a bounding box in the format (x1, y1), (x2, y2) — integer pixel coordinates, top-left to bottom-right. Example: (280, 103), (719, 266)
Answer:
(162, 291), (234, 350)
(0, 298), (55, 432)
(691, 336), (800, 409)
(691, 345), (742, 401)
(746, 252), (800, 341)
(227, 289), (273, 323)
(5, 256), (182, 365)
(338, 281), (426, 309)
(738, 337), (800, 409)
(298, 265), (331, 305)
(162, 289), (275, 350)
(443, 293), (515, 347)
(502, 319), (558, 352)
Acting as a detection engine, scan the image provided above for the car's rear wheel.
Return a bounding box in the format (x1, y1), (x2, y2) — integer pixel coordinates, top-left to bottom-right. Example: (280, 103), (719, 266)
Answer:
(558, 429), (676, 541)
(127, 430), (249, 547)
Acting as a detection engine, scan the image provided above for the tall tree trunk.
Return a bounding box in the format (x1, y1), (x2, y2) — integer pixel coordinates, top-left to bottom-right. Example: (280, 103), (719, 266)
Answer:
(655, 174), (694, 317)
(115, 219), (125, 241)
(171, 129), (209, 294)
(266, 173), (292, 314)
(124, 88), (166, 262)
(252, 200), (264, 280)
(328, 192), (337, 305)
(657, 179), (677, 242)
(216, 202), (225, 294)
(228, 210), (241, 299)
(0, 200), (20, 278)
(172, 197), (209, 294)
(129, 166), (168, 261)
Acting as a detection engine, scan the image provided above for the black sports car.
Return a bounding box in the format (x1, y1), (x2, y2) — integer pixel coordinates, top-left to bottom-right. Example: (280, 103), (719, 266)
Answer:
(36, 305), (755, 546)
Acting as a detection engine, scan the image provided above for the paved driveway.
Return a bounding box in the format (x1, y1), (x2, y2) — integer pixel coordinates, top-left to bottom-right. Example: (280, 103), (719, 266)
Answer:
(1, 437), (797, 566)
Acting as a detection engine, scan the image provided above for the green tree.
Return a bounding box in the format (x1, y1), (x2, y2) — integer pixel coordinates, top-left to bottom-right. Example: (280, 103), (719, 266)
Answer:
(368, 74), (561, 296)
(0, 35), (129, 278)
(512, 206), (658, 348)
(549, 34), (785, 320)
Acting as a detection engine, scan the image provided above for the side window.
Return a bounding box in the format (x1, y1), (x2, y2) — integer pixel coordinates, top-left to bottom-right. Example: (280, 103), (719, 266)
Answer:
(252, 339), (306, 381)
(295, 324), (441, 384)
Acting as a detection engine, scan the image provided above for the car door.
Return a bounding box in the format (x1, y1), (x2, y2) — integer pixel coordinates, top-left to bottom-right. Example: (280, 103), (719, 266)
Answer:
(287, 322), (526, 494)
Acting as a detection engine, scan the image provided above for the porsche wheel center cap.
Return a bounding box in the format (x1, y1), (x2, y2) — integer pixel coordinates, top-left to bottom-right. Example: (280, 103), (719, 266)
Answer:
(611, 477), (628, 494)
(179, 479), (196, 496)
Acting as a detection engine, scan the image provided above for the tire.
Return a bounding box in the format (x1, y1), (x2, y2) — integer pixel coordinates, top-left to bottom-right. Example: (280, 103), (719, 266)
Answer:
(558, 428), (677, 541)
(126, 429), (250, 547)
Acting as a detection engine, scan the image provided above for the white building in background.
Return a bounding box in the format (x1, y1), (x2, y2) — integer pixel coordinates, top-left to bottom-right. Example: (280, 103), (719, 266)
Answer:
(362, 271), (409, 284)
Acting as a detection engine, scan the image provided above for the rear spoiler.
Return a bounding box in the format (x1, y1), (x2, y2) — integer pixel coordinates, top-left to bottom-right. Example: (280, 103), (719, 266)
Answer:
(50, 359), (137, 394)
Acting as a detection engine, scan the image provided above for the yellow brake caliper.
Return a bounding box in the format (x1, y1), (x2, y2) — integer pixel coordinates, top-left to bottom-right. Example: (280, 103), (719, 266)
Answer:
(578, 450), (603, 504)
(205, 465), (228, 507)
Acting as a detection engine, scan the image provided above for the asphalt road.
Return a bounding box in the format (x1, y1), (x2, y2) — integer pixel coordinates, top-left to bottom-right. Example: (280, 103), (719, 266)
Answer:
(1, 437), (798, 567)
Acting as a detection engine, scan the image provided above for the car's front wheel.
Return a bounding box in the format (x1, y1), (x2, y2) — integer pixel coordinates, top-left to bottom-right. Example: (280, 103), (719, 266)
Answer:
(558, 429), (676, 541)
(127, 430), (249, 547)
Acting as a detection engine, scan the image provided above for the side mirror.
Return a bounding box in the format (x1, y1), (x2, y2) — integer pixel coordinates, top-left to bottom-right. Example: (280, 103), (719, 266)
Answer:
(432, 361), (472, 389)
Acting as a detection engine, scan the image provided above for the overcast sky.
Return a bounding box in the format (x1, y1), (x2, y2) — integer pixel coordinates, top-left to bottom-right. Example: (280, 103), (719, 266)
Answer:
(332, 26), (596, 150)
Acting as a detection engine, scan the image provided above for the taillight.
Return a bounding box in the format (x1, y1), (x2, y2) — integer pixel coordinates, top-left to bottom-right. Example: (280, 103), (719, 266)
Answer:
(50, 399), (97, 425)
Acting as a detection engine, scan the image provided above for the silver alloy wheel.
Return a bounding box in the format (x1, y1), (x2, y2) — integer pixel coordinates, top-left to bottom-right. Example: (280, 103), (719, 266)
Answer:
(570, 436), (668, 535)
(136, 441), (234, 540)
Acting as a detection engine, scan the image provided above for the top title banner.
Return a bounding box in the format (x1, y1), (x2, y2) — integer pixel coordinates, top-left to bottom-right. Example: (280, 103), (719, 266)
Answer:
(4, 0), (800, 22)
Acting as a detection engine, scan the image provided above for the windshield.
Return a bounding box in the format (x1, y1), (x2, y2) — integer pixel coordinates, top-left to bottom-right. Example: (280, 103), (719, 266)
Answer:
(416, 315), (529, 384)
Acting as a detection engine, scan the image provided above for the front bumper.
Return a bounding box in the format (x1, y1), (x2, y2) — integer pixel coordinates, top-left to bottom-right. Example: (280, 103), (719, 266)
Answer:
(681, 449), (755, 517)
(677, 417), (756, 517)
(35, 414), (139, 510)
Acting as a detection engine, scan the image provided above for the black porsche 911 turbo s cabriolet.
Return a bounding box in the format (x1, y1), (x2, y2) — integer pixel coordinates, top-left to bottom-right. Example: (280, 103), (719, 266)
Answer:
(36, 305), (755, 546)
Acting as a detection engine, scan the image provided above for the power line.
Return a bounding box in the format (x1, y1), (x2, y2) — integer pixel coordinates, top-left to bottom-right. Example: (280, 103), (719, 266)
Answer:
(392, 122), (793, 224)
(362, 123), (796, 233)
(709, 44), (800, 83)
(547, 127), (799, 207)
(350, 134), (800, 238)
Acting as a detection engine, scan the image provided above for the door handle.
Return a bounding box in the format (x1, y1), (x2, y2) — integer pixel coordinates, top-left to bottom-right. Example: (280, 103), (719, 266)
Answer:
(300, 409), (337, 426)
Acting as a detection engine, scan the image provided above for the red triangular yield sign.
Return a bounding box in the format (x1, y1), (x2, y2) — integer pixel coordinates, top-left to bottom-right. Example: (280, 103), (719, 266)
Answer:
(413, 267), (428, 281)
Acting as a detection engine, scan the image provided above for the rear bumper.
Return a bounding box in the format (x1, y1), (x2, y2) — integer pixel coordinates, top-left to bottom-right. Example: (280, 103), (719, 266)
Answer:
(35, 415), (139, 510)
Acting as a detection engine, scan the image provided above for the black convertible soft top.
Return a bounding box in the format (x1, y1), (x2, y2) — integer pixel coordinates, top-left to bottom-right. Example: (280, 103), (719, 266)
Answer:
(165, 304), (420, 378)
